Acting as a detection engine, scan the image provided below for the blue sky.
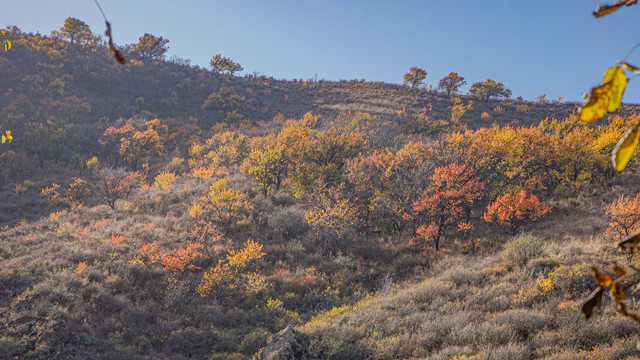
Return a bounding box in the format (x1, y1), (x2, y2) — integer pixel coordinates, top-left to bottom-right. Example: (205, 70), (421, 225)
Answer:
(5, 1), (640, 103)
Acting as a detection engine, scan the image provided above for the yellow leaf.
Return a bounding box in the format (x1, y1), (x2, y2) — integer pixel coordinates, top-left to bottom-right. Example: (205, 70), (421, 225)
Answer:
(612, 117), (640, 172)
(593, 0), (638, 18)
(0, 30), (5, 36)
(1, 135), (5, 144)
(579, 66), (627, 123)
(4, 40), (10, 51)
(5, 130), (12, 143)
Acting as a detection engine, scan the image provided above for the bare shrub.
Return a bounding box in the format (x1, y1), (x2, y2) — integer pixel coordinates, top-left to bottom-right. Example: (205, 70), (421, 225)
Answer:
(486, 342), (531, 360)
(465, 281), (516, 312)
(268, 204), (308, 240)
(503, 233), (545, 267)
(492, 308), (552, 341)
(440, 265), (485, 286)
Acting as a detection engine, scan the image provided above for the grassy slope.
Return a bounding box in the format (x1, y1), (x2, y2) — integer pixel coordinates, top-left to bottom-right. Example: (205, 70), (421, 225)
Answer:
(300, 173), (640, 360)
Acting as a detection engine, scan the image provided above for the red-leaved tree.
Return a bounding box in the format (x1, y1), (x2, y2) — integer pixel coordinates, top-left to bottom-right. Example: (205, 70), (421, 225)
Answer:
(483, 190), (551, 235)
(408, 163), (484, 250)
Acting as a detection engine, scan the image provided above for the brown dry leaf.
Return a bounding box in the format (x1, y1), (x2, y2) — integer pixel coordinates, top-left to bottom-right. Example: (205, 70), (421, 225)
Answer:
(618, 230), (640, 253)
(105, 21), (125, 65)
(592, 266), (613, 287)
(582, 287), (604, 320)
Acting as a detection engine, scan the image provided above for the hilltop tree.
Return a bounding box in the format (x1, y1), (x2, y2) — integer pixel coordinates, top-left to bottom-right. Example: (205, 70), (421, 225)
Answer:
(210, 54), (244, 76)
(438, 72), (467, 96)
(132, 33), (169, 60)
(469, 78), (512, 101)
(59, 17), (93, 44)
(403, 67), (427, 88)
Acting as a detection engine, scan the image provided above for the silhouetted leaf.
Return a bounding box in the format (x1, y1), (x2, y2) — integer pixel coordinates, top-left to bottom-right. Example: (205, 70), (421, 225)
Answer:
(594, 0), (638, 18)
(592, 267), (614, 287)
(614, 263), (626, 276)
(618, 230), (640, 252)
(620, 61), (640, 74)
(579, 66), (627, 123)
(105, 21), (125, 65)
(610, 282), (627, 301)
(582, 287), (604, 320)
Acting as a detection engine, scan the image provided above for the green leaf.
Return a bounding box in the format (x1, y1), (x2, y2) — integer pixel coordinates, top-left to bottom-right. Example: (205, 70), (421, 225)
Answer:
(579, 66), (627, 123)
(581, 287), (604, 320)
(612, 117), (640, 172)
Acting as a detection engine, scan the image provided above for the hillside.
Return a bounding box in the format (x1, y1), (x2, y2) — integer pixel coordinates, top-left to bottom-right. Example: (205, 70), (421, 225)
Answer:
(2, 27), (640, 360)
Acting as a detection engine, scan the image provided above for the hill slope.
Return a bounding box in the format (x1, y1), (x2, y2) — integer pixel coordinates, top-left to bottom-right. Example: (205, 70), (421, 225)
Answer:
(2, 28), (640, 360)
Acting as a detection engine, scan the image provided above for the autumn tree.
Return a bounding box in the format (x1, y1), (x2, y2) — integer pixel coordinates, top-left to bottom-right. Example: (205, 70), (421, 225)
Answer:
(93, 166), (144, 209)
(243, 136), (289, 196)
(192, 178), (253, 231)
(196, 238), (265, 297)
(469, 78), (512, 101)
(41, 177), (91, 209)
(483, 190), (551, 235)
(604, 193), (640, 241)
(409, 163), (484, 250)
(210, 54), (244, 76)
(438, 72), (467, 96)
(99, 123), (136, 166)
(59, 17), (93, 44)
(403, 66), (427, 88)
(284, 112), (368, 198)
(304, 184), (361, 253)
(101, 119), (166, 170)
(132, 33), (169, 60)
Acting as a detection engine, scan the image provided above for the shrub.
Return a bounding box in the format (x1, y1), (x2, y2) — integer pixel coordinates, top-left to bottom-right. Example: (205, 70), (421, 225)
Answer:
(547, 263), (592, 293)
(440, 265), (485, 286)
(492, 309), (552, 341)
(503, 233), (545, 267)
(238, 328), (270, 355)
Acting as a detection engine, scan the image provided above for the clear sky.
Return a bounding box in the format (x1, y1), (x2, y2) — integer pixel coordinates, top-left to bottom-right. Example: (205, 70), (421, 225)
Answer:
(5, 1), (640, 103)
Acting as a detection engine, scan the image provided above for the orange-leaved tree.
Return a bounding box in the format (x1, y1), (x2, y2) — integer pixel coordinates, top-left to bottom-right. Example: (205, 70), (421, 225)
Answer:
(604, 193), (640, 242)
(483, 190), (551, 235)
(408, 163), (484, 250)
